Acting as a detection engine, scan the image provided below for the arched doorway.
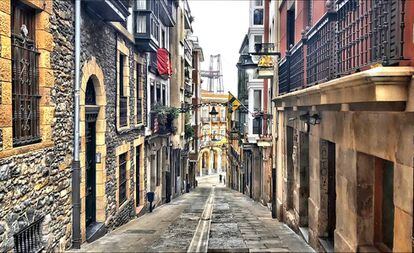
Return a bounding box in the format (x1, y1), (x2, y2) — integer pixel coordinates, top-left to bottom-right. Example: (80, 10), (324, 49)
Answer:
(85, 78), (99, 228)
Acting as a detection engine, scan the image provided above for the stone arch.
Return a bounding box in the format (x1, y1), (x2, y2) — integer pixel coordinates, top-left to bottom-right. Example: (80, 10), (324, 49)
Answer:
(198, 147), (224, 176)
(79, 57), (107, 242)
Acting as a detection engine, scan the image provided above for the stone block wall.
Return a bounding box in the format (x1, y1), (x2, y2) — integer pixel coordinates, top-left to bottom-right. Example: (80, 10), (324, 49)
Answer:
(0, 0), (74, 251)
(79, 10), (147, 240)
(279, 109), (414, 252)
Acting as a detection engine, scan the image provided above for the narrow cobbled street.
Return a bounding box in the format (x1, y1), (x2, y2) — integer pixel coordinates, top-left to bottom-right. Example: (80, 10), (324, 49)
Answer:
(78, 175), (313, 252)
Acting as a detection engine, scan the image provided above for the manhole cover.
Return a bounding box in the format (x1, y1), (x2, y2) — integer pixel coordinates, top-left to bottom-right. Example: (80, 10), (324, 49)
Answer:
(125, 229), (156, 234)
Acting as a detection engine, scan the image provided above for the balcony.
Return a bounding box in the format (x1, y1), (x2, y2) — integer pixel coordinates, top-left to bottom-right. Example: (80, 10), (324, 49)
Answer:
(134, 11), (159, 52)
(159, 0), (177, 27)
(84, 0), (130, 22)
(150, 112), (175, 135)
(278, 0), (407, 95)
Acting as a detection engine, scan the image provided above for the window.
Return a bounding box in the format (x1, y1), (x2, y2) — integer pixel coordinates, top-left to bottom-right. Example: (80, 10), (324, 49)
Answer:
(150, 80), (155, 106)
(202, 108), (208, 118)
(287, 9), (295, 49)
(306, 0), (313, 26)
(119, 153), (127, 205)
(156, 83), (161, 104)
(136, 14), (146, 33)
(150, 16), (159, 41)
(136, 0), (146, 9)
(253, 118), (262, 135)
(136, 63), (143, 124)
(255, 0), (263, 6)
(374, 158), (394, 251)
(253, 9), (263, 25)
(156, 150), (160, 186)
(160, 28), (166, 48)
(161, 85), (166, 106)
(254, 35), (262, 45)
(12, 2), (41, 146)
(253, 90), (262, 112)
(119, 54), (128, 127)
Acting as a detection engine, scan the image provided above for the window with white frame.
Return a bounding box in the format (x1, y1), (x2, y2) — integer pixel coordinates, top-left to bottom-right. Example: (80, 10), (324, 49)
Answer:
(253, 90), (262, 112)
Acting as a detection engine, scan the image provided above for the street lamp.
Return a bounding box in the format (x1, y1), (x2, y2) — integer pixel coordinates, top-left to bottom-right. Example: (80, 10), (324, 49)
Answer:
(209, 106), (219, 116)
(236, 54), (258, 70)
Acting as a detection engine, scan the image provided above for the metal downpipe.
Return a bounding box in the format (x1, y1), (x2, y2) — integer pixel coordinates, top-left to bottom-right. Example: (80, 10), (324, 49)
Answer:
(72, 0), (81, 249)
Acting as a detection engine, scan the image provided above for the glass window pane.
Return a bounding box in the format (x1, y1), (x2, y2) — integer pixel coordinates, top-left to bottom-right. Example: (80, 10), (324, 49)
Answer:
(137, 14), (146, 33)
(136, 0), (146, 9)
(253, 9), (263, 25)
(254, 90), (262, 111)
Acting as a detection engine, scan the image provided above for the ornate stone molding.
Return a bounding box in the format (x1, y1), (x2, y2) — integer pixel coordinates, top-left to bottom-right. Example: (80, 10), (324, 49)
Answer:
(274, 67), (414, 110)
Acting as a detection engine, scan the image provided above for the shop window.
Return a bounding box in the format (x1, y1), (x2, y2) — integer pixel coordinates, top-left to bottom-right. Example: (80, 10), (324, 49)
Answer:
(12, 2), (40, 146)
(119, 153), (128, 205)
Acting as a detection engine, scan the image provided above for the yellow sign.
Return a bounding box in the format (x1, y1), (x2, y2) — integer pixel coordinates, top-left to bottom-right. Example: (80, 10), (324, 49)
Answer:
(228, 92), (241, 112)
(258, 55), (274, 68)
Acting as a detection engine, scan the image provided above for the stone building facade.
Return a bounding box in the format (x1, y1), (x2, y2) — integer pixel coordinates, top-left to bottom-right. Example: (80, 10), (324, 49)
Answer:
(0, 0), (148, 250)
(77, 4), (147, 244)
(198, 90), (227, 177)
(0, 0), (74, 251)
(272, 0), (414, 252)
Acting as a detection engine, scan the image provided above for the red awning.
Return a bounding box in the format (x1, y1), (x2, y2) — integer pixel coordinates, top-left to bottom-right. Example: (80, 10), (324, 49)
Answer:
(157, 48), (172, 77)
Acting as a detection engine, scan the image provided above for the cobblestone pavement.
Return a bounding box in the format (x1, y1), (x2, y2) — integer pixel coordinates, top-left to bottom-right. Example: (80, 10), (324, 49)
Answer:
(76, 175), (314, 252)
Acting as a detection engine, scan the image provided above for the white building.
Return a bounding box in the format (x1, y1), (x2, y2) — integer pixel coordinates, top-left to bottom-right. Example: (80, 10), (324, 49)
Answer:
(246, 0), (264, 143)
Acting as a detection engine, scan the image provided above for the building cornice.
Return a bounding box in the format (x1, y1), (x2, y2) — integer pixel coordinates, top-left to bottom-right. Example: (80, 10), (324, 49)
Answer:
(274, 67), (414, 110)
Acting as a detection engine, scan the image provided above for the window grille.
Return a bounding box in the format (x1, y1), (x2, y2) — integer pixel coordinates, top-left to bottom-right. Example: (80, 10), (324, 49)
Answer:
(12, 3), (41, 146)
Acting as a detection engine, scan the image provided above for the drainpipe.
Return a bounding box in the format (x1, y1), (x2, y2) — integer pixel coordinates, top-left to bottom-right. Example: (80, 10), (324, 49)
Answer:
(72, 0), (81, 249)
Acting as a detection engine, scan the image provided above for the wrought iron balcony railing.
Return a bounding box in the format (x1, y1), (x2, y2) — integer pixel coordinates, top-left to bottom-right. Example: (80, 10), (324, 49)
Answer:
(278, 0), (406, 95)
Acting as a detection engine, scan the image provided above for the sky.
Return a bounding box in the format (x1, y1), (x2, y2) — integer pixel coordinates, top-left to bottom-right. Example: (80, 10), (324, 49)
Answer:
(189, 0), (250, 95)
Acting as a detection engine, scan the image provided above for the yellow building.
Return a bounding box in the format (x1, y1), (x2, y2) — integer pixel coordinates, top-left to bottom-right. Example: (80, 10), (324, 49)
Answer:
(198, 90), (227, 176)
